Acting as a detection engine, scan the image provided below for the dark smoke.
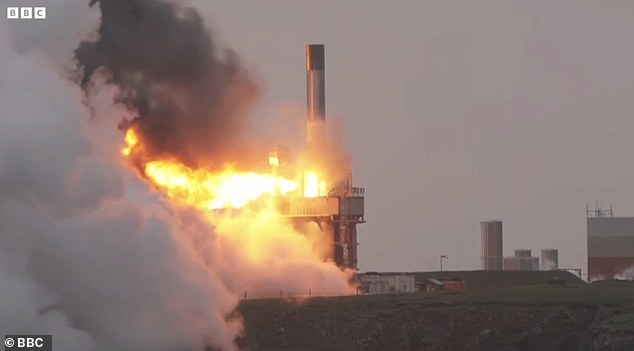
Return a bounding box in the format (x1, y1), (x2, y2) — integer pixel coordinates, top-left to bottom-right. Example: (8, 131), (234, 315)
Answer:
(0, 14), (241, 349)
(76, 0), (260, 169)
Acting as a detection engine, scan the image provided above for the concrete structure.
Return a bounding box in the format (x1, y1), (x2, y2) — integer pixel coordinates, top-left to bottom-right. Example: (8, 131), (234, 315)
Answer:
(541, 249), (559, 271)
(524, 257), (540, 271)
(514, 249), (531, 258)
(503, 257), (521, 271)
(358, 273), (416, 294)
(280, 44), (365, 270)
(504, 256), (539, 271)
(481, 220), (503, 270)
(587, 215), (634, 280)
(504, 249), (539, 271)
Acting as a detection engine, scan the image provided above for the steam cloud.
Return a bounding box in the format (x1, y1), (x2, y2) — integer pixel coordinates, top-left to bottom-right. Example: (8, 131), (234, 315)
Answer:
(614, 266), (634, 280)
(0, 12), (242, 350)
(76, 0), (260, 170)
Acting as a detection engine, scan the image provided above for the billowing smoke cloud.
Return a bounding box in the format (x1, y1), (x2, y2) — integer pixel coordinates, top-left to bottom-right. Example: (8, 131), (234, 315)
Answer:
(0, 9), (241, 351)
(76, 0), (261, 170)
(0, 1), (354, 350)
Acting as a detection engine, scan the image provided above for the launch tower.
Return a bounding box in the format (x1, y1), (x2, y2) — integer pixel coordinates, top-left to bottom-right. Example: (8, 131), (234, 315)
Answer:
(279, 44), (365, 270)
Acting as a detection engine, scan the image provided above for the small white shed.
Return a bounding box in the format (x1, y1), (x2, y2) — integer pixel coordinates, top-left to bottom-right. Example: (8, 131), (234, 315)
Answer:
(358, 273), (416, 294)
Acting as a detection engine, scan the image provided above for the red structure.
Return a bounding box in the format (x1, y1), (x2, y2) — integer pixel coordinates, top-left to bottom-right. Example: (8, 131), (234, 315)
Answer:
(425, 278), (466, 292)
(588, 257), (634, 279)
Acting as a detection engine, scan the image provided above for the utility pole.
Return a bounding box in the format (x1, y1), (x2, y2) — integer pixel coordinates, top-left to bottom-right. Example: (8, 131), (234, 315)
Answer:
(440, 255), (448, 272)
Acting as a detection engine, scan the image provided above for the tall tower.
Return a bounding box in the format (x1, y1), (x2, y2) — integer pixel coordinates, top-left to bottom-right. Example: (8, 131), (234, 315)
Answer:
(292, 43), (364, 270)
(587, 204), (634, 280)
(481, 220), (503, 270)
(306, 44), (326, 146)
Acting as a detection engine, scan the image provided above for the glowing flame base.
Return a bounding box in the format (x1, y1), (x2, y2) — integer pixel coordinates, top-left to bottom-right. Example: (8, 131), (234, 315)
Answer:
(145, 161), (298, 210)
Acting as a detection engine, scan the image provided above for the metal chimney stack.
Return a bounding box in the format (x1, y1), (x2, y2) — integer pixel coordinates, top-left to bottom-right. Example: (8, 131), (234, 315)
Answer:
(306, 44), (326, 145)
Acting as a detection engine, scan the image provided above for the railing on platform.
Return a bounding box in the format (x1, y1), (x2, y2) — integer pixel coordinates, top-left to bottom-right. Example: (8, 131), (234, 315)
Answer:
(351, 187), (365, 196)
(238, 288), (362, 300)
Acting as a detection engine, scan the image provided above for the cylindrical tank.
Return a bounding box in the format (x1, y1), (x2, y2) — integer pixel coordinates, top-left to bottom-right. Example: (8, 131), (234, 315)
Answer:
(519, 257), (539, 271)
(504, 257), (520, 271)
(505, 256), (539, 271)
(481, 220), (503, 270)
(515, 249), (531, 258)
(528, 257), (540, 271)
(541, 249), (559, 270)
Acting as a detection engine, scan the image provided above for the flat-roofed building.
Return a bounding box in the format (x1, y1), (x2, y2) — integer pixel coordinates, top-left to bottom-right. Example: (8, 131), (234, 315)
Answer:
(587, 216), (634, 280)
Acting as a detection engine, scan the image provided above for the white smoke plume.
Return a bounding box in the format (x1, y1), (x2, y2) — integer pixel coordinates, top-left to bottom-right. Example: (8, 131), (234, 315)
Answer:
(614, 266), (634, 280)
(0, 14), (243, 351)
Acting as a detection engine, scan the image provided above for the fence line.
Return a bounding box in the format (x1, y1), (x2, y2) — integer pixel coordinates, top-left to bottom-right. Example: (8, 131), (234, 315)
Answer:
(239, 287), (362, 300)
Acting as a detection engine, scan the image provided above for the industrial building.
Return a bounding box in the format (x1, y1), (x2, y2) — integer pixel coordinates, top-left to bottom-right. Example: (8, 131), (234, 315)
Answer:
(514, 249), (531, 258)
(587, 206), (634, 280)
(481, 220), (503, 270)
(358, 273), (416, 294)
(278, 44), (365, 270)
(480, 220), (561, 272)
(503, 249), (539, 271)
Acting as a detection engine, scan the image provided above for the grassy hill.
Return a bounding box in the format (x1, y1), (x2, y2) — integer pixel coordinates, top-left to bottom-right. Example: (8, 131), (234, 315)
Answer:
(237, 280), (634, 351)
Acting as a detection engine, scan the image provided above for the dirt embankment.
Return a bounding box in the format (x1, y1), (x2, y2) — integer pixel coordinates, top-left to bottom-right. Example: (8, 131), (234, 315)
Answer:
(237, 284), (634, 351)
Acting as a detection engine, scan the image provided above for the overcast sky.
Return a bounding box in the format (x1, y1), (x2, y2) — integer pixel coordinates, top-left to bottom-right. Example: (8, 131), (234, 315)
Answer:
(194, 0), (634, 275)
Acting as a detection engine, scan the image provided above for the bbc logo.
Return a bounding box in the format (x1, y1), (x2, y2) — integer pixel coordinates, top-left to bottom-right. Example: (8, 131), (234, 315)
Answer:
(7, 7), (46, 19)
(5, 335), (52, 351)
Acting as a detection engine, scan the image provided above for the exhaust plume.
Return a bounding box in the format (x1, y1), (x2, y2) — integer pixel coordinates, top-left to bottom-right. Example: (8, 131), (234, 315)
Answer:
(76, 0), (261, 170)
(1, 1), (355, 350)
(0, 17), (241, 350)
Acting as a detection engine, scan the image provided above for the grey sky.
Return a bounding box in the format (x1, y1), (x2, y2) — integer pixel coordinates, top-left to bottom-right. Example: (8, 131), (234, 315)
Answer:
(200, 1), (634, 274)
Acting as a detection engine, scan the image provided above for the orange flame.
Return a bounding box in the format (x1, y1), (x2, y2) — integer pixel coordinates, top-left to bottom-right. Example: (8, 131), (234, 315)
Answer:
(122, 129), (298, 210)
(145, 161), (297, 210)
(303, 172), (327, 197)
(119, 128), (355, 298)
(121, 128), (138, 156)
(268, 152), (280, 168)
